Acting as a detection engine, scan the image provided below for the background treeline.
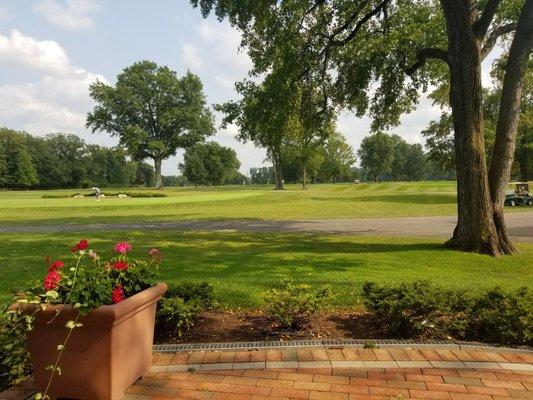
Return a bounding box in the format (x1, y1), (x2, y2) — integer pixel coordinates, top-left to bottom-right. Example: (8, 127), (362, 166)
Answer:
(1, 127), (456, 190)
(0, 128), (156, 189)
(358, 132), (455, 183)
(249, 132), (454, 185)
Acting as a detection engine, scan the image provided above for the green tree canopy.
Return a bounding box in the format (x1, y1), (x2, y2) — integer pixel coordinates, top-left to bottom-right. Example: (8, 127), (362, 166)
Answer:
(318, 131), (356, 184)
(86, 60), (215, 188)
(180, 141), (241, 186)
(0, 128), (38, 188)
(191, 0), (533, 255)
(358, 132), (395, 182)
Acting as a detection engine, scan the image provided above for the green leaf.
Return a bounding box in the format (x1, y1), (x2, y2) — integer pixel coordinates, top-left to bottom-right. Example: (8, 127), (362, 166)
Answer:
(45, 290), (59, 299)
(65, 320), (76, 329)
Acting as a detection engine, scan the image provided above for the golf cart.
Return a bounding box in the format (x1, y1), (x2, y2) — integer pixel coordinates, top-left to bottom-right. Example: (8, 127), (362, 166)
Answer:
(504, 182), (532, 207)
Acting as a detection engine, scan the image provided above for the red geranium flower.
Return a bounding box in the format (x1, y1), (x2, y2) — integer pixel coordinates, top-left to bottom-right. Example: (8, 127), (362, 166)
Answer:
(112, 285), (125, 304)
(71, 239), (89, 253)
(113, 260), (128, 271)
(44, 270), (61, 290)
(48, 260), (64, 272)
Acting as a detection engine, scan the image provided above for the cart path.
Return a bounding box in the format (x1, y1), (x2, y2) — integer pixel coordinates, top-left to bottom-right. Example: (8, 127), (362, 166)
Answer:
(2, 345), (532, 400)
(1, 212), (533, 242)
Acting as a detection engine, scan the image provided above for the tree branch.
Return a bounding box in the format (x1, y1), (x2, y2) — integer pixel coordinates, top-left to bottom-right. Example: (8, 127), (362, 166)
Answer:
(330, 0), (392, 47)
(405, 48), (449, 76)
(481, 23), (517, 59)
(472, 0), (502, 39)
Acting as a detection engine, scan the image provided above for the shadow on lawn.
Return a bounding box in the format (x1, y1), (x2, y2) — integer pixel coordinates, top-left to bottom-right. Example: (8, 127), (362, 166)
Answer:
(0, 231), (448, 306)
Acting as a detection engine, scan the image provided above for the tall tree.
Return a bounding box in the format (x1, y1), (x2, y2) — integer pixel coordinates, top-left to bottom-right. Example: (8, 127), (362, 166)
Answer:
(318, 131), (356, 183)
(285, 83), (334, 189)
(216, 69), (296, 190)
(403, 143), (427, 181)
(180, 141), (240, 186)
(0, 139), (6, 187)
(250, 167), (275, 185)
(358, 132), (395, 182)
(390, 135), (410, 181)
(0, 129), (38, 188)
(134, 162), (156, 187)
(191, 0), (532, 256)
(87, 60), (215, 188)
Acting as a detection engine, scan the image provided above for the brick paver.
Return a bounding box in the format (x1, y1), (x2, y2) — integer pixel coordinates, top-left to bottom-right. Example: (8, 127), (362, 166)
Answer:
(1, 346), (531, 399)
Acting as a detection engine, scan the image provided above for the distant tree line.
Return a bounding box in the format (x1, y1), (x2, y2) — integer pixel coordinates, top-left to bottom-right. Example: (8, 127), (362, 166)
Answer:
(358, 132), (454, 183)
(249, 131), (453, 185)
(0, 128), (156, 189)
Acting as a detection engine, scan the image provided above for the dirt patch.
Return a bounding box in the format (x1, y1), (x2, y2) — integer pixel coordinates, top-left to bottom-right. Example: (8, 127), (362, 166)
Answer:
(155, 310), (386, 344)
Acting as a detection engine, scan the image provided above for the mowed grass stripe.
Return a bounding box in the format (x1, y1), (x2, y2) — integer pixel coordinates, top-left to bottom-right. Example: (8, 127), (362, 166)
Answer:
(0, 182), (531, 225)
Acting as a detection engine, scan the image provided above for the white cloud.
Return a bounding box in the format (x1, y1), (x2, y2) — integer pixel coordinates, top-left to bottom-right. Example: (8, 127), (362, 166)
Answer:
(0, 29), (71, 75)
(33, 0), (101, 31)
(179, 20), (252, 95)
(0, 30), (106, 136)
(181, 43), (203, 69)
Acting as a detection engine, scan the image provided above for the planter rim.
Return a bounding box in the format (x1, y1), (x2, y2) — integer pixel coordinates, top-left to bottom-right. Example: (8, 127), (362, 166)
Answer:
(12, 282), (167, 327)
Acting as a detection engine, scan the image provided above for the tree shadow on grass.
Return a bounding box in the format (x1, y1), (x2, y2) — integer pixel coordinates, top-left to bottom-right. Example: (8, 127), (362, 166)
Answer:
(0, 231), (449, 306)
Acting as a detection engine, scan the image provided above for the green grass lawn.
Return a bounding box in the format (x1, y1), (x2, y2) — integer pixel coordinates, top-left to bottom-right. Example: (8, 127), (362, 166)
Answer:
(0, 181), (531, 225)
(1, 231), (531, 308)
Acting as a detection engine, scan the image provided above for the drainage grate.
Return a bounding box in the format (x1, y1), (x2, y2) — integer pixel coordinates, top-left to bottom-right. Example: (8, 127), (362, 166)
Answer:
(153, 339), (532, 353)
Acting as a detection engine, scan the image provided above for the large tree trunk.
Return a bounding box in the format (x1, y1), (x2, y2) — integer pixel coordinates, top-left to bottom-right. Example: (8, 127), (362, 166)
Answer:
(154, 158), (163, 189)
(302, 163), (307, 189)
(488, 0), (533, 255)
(273, 156), (284, 190)
(441, 0), (501, 255)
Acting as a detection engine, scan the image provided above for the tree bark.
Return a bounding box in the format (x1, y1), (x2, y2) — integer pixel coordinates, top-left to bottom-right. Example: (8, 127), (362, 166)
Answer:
(302, 163), (307, 189)
(488, 0), (533, 255)
(441, 0), (501, 255)
(273, 156), (284, 190)
(154, 158), (163, 189)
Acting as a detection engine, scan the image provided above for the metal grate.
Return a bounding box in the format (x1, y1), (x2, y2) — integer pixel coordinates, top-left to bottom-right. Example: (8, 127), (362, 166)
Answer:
(153, 339), (533, 353)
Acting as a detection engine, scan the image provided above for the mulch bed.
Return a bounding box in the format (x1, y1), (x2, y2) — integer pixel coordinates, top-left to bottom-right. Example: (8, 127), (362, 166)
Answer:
(155, 310), (388, 344)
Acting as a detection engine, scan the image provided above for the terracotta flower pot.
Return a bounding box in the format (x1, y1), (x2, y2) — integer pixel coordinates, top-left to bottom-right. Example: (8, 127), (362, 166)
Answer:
(22, 283), (167, 400)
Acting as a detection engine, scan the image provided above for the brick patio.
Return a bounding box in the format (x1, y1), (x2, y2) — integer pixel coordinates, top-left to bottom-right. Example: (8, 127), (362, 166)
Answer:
(1, 346), (532, 399)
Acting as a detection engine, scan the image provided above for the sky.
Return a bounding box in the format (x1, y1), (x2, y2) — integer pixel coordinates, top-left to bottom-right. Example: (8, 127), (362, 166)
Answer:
(0, 0), (500, 175)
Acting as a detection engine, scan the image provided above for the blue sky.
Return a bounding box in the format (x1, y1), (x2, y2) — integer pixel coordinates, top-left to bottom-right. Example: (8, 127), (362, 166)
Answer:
(0, 0), (498, 175)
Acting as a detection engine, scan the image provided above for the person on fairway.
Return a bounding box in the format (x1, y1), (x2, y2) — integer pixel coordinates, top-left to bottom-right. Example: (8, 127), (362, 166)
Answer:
(92, 186), (101, 201)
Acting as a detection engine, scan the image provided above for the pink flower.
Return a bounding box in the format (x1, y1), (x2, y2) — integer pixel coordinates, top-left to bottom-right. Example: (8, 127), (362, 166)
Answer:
(71, 239), (89, 253)
(112, 285), (125, 304)
(44, 271), (61, 290)
(114, 242), (132, 254)
(48, 260), (64, 272)
(113, 260), (128, 271)
(148, 248), (163, 263)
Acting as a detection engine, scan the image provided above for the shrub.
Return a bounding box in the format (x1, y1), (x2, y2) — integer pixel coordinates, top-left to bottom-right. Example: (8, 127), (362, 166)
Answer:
(41, 191), (167, 199)
(41, 194), (77, 198)
(156, 297), (201, 337)
(263, 279), (331, 330)
(464, 287), (532, 345)
(165, 282), (215, 308)
(155, 282), (214, 337)
(361, 281), (465, 337)
(361, 281), (532, 345)
(0, 307), (31, 392)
